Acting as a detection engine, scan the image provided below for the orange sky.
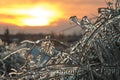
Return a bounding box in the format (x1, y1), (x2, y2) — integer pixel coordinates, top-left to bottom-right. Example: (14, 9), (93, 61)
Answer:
(0, 0), (106, 35)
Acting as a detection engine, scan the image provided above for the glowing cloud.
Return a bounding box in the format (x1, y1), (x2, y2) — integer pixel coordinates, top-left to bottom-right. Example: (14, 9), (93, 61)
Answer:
(0, 3), (63, 27)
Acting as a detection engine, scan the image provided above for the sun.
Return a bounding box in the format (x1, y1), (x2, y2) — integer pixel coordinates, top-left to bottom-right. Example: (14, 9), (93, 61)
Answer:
(19, 7), (62, 27)
(0, 3), (63, 27)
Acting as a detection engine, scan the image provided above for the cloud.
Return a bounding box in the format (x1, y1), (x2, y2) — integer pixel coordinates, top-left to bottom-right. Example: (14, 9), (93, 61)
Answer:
(0, 0), (106, 17)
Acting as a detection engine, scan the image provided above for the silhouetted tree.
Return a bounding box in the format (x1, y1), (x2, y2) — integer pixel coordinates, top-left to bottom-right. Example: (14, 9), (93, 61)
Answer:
(4, 28), (11, 45)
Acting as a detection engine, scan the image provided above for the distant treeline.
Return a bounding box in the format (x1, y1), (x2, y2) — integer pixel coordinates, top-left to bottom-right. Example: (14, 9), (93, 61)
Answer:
(0, 29), (82, 44)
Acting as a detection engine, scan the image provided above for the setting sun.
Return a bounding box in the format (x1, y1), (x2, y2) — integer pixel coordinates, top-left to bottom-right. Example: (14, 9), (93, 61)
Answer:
(0, 3), (63, 27)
